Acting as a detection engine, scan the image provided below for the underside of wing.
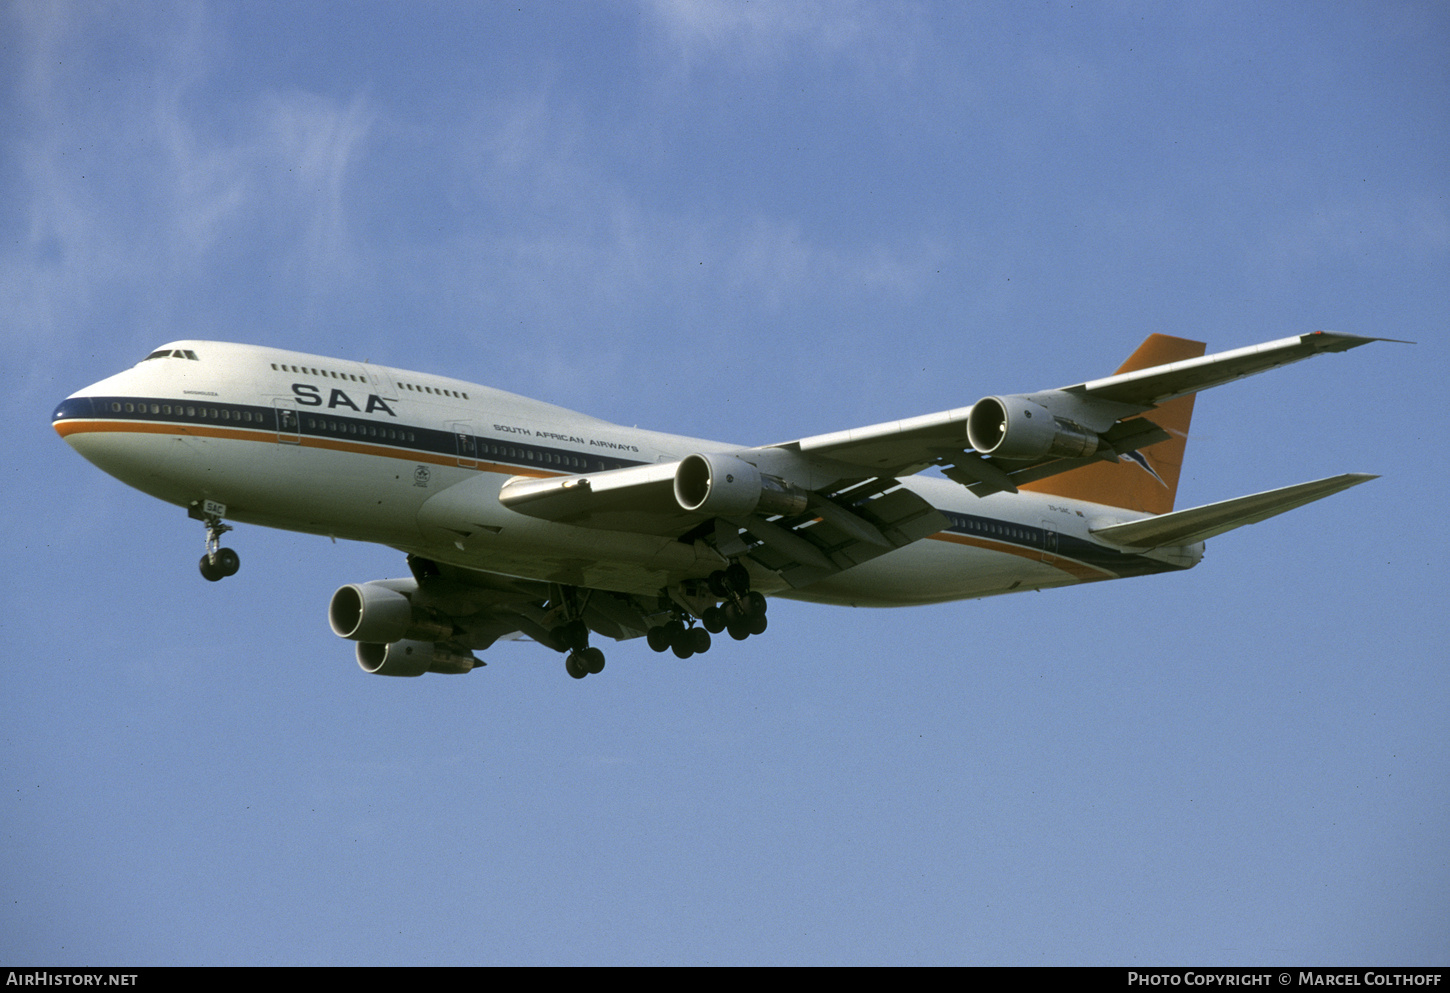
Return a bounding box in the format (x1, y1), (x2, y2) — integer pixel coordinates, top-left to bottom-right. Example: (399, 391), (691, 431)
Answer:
(479, 455), (948, 590)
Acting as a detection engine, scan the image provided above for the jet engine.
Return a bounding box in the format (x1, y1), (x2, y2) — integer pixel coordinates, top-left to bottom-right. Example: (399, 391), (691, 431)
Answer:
(966, 395), (1102, 461)
(355, 639), (478, 677)
(329, 580), (475, 676)
(673, 453), (810, 518)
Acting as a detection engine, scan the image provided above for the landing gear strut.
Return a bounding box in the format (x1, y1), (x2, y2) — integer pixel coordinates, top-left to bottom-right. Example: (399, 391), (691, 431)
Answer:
(191, 502), (240, 582)
(549, 593), (606, 679)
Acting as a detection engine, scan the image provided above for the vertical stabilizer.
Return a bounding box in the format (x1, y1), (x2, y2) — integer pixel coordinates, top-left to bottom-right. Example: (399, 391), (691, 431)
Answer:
(1021, 334), (1206, 515)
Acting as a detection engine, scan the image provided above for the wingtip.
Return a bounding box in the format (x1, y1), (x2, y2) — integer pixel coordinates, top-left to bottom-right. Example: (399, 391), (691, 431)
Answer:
(1307, 331), (1416, 349)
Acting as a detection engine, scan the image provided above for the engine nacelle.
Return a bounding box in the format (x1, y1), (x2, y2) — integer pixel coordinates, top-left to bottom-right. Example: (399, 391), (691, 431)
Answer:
(966, 395), (1101, 461)
(356, 640), (478, 677)
(673, 453), (810, 518)
(329, 581), (452, 644)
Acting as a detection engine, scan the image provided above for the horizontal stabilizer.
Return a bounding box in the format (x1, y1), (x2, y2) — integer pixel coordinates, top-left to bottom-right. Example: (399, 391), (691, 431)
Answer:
(1089, 473), (1377, 549)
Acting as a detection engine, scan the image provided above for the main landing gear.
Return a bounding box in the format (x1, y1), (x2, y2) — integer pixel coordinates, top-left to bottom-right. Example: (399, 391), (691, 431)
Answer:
(645, 562), (767, 660)
(190, 502), (240, 582)
(552, 616), (606, 680)
(705, 561), (768, 641)
(552, 562), (770, 679)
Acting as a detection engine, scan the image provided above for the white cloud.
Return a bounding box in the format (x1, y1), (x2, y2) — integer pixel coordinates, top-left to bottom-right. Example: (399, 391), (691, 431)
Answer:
(1, 1), (376, 376)
(256, 90), (376, 276)
(642, 0), (920, 73)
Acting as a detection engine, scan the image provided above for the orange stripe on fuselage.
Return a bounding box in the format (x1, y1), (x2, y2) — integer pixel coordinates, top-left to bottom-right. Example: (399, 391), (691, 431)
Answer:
(927, 530), (1114, 581)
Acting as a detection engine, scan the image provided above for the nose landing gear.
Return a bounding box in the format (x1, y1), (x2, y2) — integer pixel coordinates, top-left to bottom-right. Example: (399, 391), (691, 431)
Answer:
(190, 501), (240, 582)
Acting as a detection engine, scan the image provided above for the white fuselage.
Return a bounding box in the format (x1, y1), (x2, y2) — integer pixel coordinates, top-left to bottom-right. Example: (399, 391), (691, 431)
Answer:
(53, 341), (1199, 607)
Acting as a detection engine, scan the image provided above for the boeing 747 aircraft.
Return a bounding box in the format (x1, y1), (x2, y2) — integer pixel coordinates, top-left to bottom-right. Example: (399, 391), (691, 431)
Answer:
(53, 331), (1390, 680)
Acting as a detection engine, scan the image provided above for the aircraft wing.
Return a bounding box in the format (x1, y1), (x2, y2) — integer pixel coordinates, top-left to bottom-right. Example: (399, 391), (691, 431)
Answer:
(468, 331), (1392, 589)
(489, 463), (947, 589)
(781, 331), (1396, 495)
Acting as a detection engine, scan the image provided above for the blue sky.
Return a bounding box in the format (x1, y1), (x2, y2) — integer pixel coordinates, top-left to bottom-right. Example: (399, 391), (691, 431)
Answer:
(3, 0), (1446, 965)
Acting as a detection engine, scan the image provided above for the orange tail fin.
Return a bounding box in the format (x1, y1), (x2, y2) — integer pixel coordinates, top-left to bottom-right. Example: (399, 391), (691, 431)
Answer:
(1021, 334), (1206, 515)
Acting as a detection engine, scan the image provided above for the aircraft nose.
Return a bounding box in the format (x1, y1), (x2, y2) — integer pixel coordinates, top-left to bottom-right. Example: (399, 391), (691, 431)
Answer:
(54, 394), (87, 434)
(52, 395), (94, 441)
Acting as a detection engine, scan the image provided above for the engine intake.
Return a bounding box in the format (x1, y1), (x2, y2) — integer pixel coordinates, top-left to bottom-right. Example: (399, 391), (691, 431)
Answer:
(966, 395), (1101, 461)
(673, 453), (809, 518)
(329, 581), (452, 644)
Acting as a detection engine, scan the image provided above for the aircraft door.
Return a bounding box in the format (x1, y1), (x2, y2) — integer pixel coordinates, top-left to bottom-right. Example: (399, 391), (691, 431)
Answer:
(273, 398), (302, 444)
(453, 422), (478, 468)
(1038, 520), (1058, 563)
(361, 362), (400, 404)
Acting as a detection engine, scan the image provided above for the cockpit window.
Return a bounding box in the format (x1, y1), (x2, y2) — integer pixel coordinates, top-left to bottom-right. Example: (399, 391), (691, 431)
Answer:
(142, 349), (199, 361)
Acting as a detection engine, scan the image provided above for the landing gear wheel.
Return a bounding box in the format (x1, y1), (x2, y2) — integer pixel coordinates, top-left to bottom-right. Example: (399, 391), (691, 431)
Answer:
(702, 605), (727, 634)
(199, 548), (240, 581)
(689, 627), (711, 655)
(580, 647), (606, 674)
(214, 547), (240, 577)
(565, 653), (588, 679)
(647, 626), (672, 653)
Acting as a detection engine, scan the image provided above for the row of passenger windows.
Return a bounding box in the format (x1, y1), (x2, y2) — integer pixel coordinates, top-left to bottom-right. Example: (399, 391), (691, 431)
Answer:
(267, 361), (470, 400)
(305, 417), (416, 444)
(110, 400), (258, 422)
(398, 381), (469, 400)
(951, 515), (1035, 543)
(271, 362), (366, 383)
(474, 443), (589, 470)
